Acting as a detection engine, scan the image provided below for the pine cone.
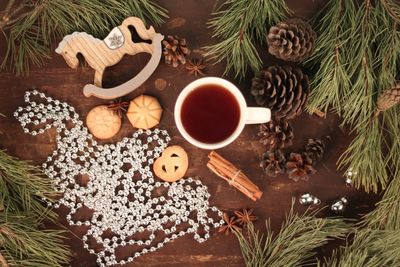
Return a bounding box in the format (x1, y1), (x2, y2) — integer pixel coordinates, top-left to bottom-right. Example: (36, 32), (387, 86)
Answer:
(258, 119), (293, 149)
(267, 19), (316, 62)
(260, 149), (286, 177)
(162, 35), (191, 67)
(251, 66), (310, 120)
(286, 153), (316, 182)
(305, 138), (325, 164)
(376, 84), (400, 114)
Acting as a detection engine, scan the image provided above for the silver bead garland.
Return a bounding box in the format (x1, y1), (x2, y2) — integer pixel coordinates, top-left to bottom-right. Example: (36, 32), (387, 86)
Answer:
(14, 90), (224, 266)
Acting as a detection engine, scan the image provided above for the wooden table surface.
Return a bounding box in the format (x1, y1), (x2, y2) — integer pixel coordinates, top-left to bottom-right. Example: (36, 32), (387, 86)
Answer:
(0, 0), (380, 266)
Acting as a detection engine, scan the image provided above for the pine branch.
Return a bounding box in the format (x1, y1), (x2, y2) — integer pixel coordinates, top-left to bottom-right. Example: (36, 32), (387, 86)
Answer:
(363, 176), (400, 230)
(319, 230), (400, 267)
(308, 0), (400, 192)
(338, 120), (387, 193)
(381, 0), (400, 24)
(306, 0), (354, 114)
(205, 0), (291, 79)
(205, 32), (261, 79)
(0, 0), (168, 75)
(125, 0), (167, 26)
(0, 150), (56, 219)
(0, 0), (17, 29)
(0, 142), (70, 266)
(235, 200), (350, 267)
(337, 0), (400, 193)
(0, 213), (70, 267)
(323, 107), (400, 265)
(340, 0), (377, 127)
(309, 0), (377, 127)
(362, 107), (400, 228)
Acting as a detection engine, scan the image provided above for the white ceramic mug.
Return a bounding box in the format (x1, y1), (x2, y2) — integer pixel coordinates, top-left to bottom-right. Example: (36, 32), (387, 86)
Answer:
(174, 77), (271, 149)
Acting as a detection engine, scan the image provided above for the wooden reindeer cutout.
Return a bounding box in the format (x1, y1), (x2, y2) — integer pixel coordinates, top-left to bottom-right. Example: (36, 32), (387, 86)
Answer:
(55, 17), (163, 99)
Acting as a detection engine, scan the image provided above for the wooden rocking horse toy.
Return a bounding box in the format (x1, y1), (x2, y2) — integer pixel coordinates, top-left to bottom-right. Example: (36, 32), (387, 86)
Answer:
(55, 17), (164, 99)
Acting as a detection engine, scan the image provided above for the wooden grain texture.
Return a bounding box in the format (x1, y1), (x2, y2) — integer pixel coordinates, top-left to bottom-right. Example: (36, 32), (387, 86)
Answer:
(56, 17), (157, 90)
(0, 0), (379, 266)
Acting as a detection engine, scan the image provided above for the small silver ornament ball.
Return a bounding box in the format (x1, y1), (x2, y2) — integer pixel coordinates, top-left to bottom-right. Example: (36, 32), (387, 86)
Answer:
(299, 193), (321, 206)
(345, 168), (357, 187)
(331, 197), (348, 213)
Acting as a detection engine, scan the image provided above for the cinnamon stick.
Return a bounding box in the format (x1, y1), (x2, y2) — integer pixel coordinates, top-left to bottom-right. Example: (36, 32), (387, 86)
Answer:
(206, 162), (257, 201)
(207, 151), (263, 201)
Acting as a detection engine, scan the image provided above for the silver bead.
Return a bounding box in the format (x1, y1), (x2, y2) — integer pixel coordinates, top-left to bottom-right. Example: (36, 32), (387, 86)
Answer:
(345, 168), (356, 187)
(299, 193), (321, 205)
(331, 197), (348, 213)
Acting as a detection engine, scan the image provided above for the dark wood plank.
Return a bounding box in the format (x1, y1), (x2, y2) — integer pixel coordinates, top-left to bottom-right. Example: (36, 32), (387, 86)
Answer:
(0, 0), (379, 266)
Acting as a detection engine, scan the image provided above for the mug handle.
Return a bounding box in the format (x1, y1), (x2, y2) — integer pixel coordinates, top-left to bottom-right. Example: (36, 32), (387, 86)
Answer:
(245, 107), (271, 124)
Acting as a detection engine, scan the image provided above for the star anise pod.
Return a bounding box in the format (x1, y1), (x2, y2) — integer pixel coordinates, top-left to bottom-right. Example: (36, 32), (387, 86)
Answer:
(234, 208), (257, 225)
(107, 98), (129, 117)
(219, 213), (240, 235)
(185, 58), (206, 76)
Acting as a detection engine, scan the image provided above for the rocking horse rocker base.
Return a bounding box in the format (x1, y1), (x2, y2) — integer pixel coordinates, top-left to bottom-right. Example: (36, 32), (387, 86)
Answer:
(55, 17), (164, 100)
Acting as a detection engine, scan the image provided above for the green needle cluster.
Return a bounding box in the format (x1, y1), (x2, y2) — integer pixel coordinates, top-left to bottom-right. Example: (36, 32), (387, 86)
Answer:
(235, 201), (350, 267)
(205, 0), (291, 79)
(307, 0), (400, 193)
(0, 0), (168, 74)
(0, 150), (70, 266)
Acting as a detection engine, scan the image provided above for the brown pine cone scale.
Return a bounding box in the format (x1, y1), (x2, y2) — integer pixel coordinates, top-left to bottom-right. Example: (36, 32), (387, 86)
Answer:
(251, 66), (309, 120)
(162, 35), (190, 67)
(267, 18), (316, 62)
(260, 149), (286, 177)
(305, 138), (325, 164)
(286, 153), (316, 182)
(258, 119), (293, 150)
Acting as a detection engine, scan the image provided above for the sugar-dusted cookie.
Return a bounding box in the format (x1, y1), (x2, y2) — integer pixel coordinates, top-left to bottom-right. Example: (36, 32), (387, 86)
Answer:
(86, 105), (121, 139)
(153, 145), (189, 182)
(126, 94), (163, 130)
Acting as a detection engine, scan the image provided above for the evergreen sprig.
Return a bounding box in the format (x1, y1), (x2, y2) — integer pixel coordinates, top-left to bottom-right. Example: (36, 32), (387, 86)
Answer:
(0, 0), (168, 74)
(0, 149), (70, 266)
(235, 201), (349, 267)
(320, 163), (400, 267)
(0, 150), (56, 219)
(381, 0), (400, 24)
(318, 230), (400, 267)
(205, 0), (291, 79)
(363, 178), (400, 229)
(307, 0), (400, 192)
(236, 175), (400, 267)
(0, 213), (70, 267)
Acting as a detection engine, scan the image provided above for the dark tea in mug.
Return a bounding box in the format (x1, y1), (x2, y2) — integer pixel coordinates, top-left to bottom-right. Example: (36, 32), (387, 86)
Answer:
(180, 84), (241, 144)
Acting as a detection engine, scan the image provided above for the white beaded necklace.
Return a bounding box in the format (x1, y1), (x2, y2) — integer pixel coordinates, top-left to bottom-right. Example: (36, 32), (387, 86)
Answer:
(14, 90), (224, 266)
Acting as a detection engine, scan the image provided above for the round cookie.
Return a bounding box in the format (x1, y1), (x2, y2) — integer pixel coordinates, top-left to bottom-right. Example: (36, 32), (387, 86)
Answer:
(127, 95), (163, 130)
(153, 145), (189, 182)
(86, 105), (121, 139)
